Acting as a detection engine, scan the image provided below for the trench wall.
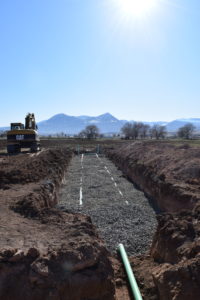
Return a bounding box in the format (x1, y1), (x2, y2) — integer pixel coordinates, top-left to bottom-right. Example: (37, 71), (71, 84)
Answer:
(0, 148), (115, 300)
(105, 141), (200, 300)
(105, 142), (200, 213)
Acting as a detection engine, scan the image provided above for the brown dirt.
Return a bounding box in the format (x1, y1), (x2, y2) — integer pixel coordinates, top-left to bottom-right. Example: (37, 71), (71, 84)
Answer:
(112, 255), (159, 300)
(150, 208), (200, 300)
(1, 138), (200, 299)
(106, 140), (200, 212)
(0, 148), (115, 300)
(106, 141), (200, 300)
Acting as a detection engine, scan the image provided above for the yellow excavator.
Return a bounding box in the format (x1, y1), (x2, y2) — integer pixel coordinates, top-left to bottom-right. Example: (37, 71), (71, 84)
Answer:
(7, 113), (40, 153)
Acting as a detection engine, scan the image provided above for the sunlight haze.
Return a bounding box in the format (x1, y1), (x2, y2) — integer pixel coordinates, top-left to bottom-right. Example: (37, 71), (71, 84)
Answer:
(113, 0), (157, 19)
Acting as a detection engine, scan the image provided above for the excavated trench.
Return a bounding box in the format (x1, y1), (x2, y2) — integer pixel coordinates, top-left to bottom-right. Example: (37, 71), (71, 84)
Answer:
(56, 142), (200, 300)
(1, 141), (200, 300)
(58, 154), (157, 256)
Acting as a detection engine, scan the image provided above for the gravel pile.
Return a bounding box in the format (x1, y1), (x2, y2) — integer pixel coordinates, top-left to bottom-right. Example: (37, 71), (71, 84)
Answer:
(58, 154), (157, 255)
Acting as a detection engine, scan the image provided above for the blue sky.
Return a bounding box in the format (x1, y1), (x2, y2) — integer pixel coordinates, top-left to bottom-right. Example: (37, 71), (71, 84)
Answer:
(0, 0), (200, 126)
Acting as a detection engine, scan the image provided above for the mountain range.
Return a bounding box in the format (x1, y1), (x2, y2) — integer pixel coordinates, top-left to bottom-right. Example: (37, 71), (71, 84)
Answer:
(37, 113), (125, 135)
(1, 113), (200, 135)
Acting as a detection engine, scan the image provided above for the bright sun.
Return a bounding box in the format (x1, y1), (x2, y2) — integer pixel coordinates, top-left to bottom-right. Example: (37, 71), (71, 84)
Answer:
(116, 0), (156, 18)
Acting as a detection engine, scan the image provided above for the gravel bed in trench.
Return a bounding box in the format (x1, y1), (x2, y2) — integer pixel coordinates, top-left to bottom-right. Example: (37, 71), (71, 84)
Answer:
(58, 154), (157, 255)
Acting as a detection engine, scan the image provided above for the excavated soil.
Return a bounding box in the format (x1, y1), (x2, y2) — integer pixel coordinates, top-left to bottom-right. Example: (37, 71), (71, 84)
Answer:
(0, 149), (115, 300)
(106, 141), (200, 300)
(106, 141), (200, 212)
(1, 139), (200, 300)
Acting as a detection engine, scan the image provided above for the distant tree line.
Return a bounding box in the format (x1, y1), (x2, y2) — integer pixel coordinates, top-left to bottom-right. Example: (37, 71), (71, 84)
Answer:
(77, 121), (197, 140)
(121, 122), (167, 140)
(121, 121), (198, 140)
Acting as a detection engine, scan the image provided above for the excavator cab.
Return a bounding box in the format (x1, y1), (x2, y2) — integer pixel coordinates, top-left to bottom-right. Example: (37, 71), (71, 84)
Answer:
(11, 123), (24, 130)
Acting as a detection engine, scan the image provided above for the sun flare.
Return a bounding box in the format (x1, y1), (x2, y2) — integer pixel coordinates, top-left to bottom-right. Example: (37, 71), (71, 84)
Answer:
(115, 0), (156, 18)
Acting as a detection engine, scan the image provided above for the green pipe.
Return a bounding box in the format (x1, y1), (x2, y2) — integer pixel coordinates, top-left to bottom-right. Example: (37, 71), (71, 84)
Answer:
(118, 243), (143, 300)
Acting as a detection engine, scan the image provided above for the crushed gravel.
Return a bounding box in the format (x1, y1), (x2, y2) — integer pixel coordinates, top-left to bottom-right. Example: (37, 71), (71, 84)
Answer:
(58, 154), (157, 255)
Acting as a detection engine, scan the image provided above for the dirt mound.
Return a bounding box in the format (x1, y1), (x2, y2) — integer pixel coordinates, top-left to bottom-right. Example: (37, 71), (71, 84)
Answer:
(106, 141), (200, 212)
(0, 149), (71, 188)
(0, 210), (114, 300)
(150, 208), (200, 300)
(0, 149), (115, 300)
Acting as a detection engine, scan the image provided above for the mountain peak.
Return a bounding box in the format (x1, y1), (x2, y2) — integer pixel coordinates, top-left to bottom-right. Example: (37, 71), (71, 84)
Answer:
(49, 113), (67, 120)
(97, 113), (118, 121)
